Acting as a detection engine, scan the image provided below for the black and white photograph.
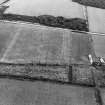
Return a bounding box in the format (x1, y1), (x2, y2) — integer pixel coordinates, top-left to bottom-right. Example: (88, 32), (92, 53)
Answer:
(0, 0), (104, 105)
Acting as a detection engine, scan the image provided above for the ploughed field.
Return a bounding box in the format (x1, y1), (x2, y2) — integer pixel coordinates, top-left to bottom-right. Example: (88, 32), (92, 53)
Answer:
(0, 78), (97, 105)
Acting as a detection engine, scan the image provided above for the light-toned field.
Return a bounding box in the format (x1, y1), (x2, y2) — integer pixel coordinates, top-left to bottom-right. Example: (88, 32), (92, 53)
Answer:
(92, 34), (105, 58)
(88, 7), (105, 34)
(3, 0), (85, 19)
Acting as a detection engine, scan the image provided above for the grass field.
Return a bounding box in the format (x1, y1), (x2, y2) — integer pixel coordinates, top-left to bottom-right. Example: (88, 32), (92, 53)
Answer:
(0, 22), (94, 65)
(2, 23), (72, 64)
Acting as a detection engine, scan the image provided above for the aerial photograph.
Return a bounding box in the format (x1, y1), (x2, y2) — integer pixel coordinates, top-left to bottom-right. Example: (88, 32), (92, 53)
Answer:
(0, 0), (104, 105)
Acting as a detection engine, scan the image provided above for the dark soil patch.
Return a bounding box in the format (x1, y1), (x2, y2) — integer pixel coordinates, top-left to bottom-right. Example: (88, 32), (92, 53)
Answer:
(73, 0), (105, 9)
(0, 14), (88, 31)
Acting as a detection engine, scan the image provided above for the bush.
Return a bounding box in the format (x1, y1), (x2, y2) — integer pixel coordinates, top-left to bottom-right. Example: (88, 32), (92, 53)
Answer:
(1, 14), (88, 31)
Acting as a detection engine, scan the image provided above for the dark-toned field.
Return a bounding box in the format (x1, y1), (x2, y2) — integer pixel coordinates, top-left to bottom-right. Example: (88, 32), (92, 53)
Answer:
(73, 0), (105, 9)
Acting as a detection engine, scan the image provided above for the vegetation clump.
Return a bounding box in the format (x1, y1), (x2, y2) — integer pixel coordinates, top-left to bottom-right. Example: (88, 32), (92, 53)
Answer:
(1, 14), (88, 31)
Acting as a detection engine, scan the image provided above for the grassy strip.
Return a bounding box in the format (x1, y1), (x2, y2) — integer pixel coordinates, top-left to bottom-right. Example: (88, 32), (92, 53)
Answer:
(0, 63), (95, 87)
(0, 63), (96, 87)
(73, 0), (105, 9)
(0, 14), (88, 31)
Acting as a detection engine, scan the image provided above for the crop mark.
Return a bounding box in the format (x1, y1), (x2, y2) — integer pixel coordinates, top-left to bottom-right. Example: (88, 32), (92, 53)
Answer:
(0, 28), (21, 62)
